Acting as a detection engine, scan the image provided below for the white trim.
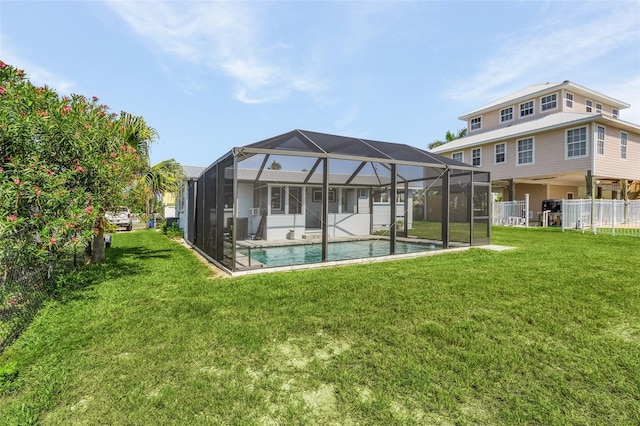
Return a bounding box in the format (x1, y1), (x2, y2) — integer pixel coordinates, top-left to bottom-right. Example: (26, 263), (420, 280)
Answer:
(470, 116), (482, 132)
(519, 100), (535, 118)
(500, 106), (514, 123)
(596, 125), (605, 156)
(620, 131), (628, 160)
(494, 142), (506, 165)
(472, 147), (482, 167)
(565, 91), (574, 109)
(565, 125), (589, 160)
(516, 136), (535, 166)
(540, 92), (558, 112)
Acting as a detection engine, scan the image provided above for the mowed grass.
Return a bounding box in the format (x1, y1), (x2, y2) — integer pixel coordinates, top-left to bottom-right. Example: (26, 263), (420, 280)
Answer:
(0, 228), (639, 424)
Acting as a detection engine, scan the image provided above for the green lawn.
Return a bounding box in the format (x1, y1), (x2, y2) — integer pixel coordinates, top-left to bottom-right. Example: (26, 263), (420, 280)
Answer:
(1, 228), (639, 424)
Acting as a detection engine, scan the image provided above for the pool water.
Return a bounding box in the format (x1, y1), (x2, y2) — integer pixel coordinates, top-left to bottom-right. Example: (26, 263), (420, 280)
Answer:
(240, 239), (438, 268)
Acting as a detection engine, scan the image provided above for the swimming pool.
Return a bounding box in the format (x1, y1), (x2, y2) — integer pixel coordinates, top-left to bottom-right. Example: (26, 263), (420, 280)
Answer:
(239, 239), (438, 268)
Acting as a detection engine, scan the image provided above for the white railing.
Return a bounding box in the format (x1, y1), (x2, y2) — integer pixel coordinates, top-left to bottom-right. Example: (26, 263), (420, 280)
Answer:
(492, 195), (529, 227)
(562, 199), (640, 237)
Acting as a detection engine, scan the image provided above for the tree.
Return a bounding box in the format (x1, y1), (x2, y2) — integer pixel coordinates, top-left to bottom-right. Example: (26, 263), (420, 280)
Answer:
(0, 60), (144, 267)
(268, 160), (282, 170)
(428, 128), (467, 150)
(135, 159), (184, 227)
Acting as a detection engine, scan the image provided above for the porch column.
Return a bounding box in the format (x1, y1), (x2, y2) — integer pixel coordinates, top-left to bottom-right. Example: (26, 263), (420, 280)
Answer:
(507, 179), (515, 201)
(321, 158), (329, 262)
(390, 164), (397, 255)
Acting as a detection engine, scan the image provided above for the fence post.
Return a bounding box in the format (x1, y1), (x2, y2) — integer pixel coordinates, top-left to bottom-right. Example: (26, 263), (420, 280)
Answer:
(591, 197), (596, 235)
(612, 200), (616, 236)
(525, 194), (529, 228)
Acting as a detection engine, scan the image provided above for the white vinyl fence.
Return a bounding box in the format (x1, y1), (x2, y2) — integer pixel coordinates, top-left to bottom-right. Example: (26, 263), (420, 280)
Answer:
(562, 199), (640, 237)
(492, 195), (529, 227)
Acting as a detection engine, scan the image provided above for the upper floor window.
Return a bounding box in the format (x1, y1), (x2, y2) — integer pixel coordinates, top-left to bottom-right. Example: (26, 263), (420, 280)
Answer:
(472, 148), (481, 166)
(470, 116), (482, 131)
(597, 125), (605, 155)
(565, 92), (573, 108)
(517, 137), (534, 165)
(500, 107), (513, 123)
(566, 127), (587, 158)
(541, 94), (557, 111)
(621, 132), (628, 159)
(520, 100), (534, 118)
(595, 102), (602, 113)
(452, 152), (463, 162)
(586, 99), (593, 112)
(494, 143), (506, 164)
(612, 108), (619, 118)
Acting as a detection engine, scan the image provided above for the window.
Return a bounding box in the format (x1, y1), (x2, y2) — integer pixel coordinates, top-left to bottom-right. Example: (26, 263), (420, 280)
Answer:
(567, 192), (574, 199)
(541, 94), (557, 111)
(288, 187), (301, 214)
(597, 126), (605, 155)
(565, 92), (573, 108)
(517, 137), (534, 165)
(472, 148), (481, 166)
(271, 186), (284, 211)
(520, 100), (534, 117)
(612, 108), (619, 118)
(470, 116), (482, 131)
(621, 132), (628, 159)
(566, 127), (587, 158)
(595, 102), (602, 113)
(494, 143), (506, 164)
(452, 152), (463, 162)
(500, 107), (513, 123)
(312, 188), (336, 202)
(585, 99), (593, 112)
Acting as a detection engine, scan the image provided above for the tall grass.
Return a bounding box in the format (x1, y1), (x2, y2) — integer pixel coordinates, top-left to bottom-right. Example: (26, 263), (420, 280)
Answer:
(0, 228), (638, 424)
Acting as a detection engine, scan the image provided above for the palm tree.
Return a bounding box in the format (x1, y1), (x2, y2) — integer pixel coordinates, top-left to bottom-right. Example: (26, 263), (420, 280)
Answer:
(428, 128), (467, 150)
(137, 159), (184, 227)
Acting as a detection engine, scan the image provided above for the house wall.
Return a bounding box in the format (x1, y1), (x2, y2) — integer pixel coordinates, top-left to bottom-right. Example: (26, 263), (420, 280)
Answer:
(593, 126), (640, 180)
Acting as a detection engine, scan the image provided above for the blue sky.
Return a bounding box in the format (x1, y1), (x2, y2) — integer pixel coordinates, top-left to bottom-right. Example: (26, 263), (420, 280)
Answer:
(1, 1), (639, 168)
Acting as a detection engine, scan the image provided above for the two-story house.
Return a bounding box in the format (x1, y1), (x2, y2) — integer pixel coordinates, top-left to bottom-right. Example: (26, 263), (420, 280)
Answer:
(430, 81), (640, 215)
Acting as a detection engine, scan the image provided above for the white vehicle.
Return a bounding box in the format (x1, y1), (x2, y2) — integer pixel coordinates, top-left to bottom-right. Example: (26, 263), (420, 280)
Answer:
(105, 206), (133, 231)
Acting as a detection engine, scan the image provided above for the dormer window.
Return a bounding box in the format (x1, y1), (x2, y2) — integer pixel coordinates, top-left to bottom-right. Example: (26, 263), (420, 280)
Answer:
(612, 108), (619, 118)
(595, 102), (602, 113)
(500, 106), (513, 123)
(470, 116), (482, 131)
(520, 100), (534, 118)
(541, 94), (557, 111)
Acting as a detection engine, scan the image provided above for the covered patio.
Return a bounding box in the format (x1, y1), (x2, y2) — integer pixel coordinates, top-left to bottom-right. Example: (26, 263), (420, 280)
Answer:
(185, 130), (491, 274)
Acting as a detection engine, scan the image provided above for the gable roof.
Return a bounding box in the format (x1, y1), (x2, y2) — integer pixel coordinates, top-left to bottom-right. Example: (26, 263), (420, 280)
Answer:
(460, 81), (630, 120)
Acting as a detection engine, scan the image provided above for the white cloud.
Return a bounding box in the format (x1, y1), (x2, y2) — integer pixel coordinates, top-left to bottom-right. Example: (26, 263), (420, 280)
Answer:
(445, 2), (640, 107)
(104, 1), (325, 104)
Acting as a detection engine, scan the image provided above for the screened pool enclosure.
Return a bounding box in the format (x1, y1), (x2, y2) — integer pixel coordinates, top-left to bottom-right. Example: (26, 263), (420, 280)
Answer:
(185, 130), (490, 273)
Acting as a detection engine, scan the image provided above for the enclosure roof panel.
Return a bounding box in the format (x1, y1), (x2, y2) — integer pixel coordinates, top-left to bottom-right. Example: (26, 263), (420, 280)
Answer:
(239, 129), (471, 168)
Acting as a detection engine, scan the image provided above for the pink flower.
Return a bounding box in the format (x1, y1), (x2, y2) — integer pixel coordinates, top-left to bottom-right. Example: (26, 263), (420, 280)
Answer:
(36, 189), (42, 197)
(110, 152), (117, 158)
(8, 215), (18, 221)
(86, 195), (92, 200)
(85, 124), (91, 129)
(0, 87), (5, 95)
(92, 96), (99, 102)
(84, 206), (93, 214)
(48, 170), (55, 175)
(62, 104), (72, 114)
(75, 165), (84, 172)
(0, 61), (5, 68)
(8, 298), (16, 305)
(13, 178), (20, 185)
(50, 238), (57, 244)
